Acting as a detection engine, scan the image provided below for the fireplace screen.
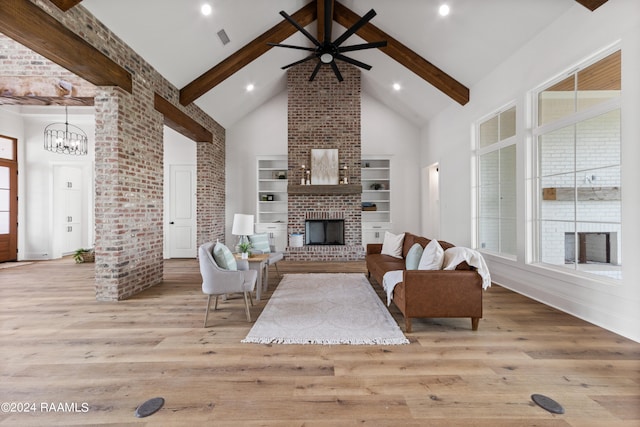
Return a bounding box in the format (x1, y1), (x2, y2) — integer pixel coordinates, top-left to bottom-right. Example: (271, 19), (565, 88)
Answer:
(305, 219), (345, 245)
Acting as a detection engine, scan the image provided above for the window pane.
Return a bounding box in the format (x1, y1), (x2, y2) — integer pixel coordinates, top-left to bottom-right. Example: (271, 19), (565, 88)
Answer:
(500, 218), (517, 255)
(538, 75), (575, 126)
(0, 137), (15, 161)
(480, 184), (499, 217)
(499, 106), (516, 140)
(0, 212), (8, 234)
(576, 109), (620, 172)
(479, 115), (499, 148)
(480, 151), (499, 186)
(577, 50), (621, 112)
(0, 188), (8, 211)
(540, 220), (574, 265)
(539, 125), (575, 177)
(541, 173), (575, 221)
(0, 166), (9, 189)
(479, 217), (499, 251)
(499, 145), (517, 219)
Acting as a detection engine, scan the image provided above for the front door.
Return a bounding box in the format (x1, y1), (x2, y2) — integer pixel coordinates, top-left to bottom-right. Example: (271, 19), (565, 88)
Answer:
(0, 135), (18, 263)
(168, 165), (196, 258)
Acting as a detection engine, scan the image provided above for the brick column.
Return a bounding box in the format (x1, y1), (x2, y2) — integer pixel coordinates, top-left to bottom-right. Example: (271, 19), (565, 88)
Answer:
(94, 82), (164, 300)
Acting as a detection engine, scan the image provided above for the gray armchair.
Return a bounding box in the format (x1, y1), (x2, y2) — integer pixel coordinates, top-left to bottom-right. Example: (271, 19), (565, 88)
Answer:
(198, 242), (257, 327)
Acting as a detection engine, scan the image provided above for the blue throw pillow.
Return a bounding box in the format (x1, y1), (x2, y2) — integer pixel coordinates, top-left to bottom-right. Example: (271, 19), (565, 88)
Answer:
(213, 242), (237, 270)
(405, 243), (424, 270)
(249, 233), (271, 253)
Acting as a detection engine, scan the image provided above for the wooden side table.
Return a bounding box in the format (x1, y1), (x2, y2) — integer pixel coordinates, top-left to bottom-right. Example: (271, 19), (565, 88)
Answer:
(234, 253), (270, 301)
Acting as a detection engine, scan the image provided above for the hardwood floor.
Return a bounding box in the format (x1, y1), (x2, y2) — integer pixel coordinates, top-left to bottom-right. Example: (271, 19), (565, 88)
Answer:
(0, 258), (638, 426)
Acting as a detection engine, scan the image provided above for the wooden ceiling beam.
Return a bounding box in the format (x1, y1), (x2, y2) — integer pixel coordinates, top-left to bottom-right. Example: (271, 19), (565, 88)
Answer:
(49, 0), (84, 12)
(333, 1), (468, 105)
(180, 1), (317, 106)
(0, 0), (132, 93)
(154, 93), (213, 143)
(575, 0), (608, 11)
(317, 0), (334, 43)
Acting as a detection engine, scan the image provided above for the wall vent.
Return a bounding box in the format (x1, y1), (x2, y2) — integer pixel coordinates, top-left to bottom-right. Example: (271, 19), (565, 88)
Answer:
(217, 29), (230, 45)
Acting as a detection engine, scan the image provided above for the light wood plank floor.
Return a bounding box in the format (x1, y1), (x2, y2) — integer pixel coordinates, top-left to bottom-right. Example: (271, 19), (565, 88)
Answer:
(0, 258), (638, 426)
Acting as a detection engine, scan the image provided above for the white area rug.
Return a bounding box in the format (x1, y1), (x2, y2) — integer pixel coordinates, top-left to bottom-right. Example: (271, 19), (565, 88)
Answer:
(242, 273), (409, 345)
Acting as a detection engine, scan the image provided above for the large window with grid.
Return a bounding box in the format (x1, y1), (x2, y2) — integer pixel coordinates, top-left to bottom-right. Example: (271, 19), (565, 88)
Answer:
(533, 48), (621, 280)
(476, 105), (517, 257)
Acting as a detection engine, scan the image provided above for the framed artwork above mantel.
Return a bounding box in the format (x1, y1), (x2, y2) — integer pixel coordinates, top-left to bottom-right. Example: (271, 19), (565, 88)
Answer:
(311, 148), (339, 185)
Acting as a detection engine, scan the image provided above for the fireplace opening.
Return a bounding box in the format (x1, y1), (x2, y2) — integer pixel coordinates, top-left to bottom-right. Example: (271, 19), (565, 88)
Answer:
(305, 219), (345, 245)
(565, 232), (611, 264)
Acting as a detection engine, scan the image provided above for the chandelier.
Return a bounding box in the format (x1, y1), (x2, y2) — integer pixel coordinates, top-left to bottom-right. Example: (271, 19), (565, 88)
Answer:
(43, 106), (88, 155)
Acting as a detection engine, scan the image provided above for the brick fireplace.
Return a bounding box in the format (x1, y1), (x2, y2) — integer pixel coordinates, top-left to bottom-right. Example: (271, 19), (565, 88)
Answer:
(286, 61), (364, 261)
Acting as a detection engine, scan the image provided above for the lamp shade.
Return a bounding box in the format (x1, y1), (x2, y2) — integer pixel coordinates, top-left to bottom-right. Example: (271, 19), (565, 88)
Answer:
(231, 213), (254, 236)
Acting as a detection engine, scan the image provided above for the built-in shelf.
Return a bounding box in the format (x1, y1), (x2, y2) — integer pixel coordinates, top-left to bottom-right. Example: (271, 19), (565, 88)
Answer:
(288, 184), (362, 195)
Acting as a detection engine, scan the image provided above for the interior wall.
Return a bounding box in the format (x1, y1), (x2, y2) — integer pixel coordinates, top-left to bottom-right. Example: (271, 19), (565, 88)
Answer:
(420, 0), (640, 341)
(225, 90), (421, 248)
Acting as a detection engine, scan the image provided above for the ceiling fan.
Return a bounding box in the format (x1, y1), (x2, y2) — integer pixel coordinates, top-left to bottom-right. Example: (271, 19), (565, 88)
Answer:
(268, 0), (387, 82)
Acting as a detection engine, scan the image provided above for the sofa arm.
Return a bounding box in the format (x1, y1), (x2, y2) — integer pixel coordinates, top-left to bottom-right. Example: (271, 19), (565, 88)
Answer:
(366, 243), (383, 255)
(401, 270), (483, 314)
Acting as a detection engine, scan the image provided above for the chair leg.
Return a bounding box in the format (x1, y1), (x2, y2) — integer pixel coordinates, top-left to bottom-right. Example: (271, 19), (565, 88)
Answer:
(204, 295), (212, 328)
(274, 262), (280, 278)
(214, 295), (219, 310)
(248, 290), (254, 306)
(243, 292), (252, 322)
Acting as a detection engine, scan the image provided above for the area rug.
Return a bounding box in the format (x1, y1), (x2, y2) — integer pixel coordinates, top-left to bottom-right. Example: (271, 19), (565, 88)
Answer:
(242, 273), (409, 345)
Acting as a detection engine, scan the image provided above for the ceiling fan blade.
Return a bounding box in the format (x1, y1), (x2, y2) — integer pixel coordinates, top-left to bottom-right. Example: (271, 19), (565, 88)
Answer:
(330, 61), (344, 82)
(281, 55), (316, 70)
(335, 53), (372, 70)
(268, 42), (316, 52)
(309, 61), (323, 81)
(333, 8), (377, 47)
(338, 40), (387, 53)
(323, 0), (333, 44)
(279, 10), (321, 47)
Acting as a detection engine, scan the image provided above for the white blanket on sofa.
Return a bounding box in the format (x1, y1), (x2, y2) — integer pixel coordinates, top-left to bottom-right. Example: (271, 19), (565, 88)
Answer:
(381, 248), (491, 307)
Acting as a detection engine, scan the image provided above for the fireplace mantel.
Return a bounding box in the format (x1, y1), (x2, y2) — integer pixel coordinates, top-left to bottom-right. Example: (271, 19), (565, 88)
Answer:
(288, 184), (362, 195)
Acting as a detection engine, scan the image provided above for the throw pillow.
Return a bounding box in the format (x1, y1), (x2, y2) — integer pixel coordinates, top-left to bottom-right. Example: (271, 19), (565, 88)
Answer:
(381, 231), (405, 258)
(249, 233), (271, 253)
(212, 242), (237, 271)
(405, 243), (424, 270)
(418, 239), (444, 270)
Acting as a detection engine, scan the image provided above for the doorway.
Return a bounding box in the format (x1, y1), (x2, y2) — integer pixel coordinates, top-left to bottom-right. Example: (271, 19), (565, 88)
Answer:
(421, 163), (440, 239)
(168, 164), (196, 258)
(0, 135), (18, 262)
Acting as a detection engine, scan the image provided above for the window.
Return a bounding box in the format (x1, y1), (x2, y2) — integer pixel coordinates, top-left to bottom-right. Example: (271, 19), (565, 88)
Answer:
(476, 106), (517, 257)
(534, 49), (621, 280)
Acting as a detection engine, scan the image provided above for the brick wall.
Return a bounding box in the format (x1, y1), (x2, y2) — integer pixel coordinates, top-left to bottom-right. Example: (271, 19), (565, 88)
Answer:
(287, 60), (364, 261)
(2, 2), (226, 300)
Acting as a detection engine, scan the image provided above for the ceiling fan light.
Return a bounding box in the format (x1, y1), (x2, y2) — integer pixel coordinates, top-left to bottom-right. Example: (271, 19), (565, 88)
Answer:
(320, 53), (333, 64)
(201, 4), (212, 16)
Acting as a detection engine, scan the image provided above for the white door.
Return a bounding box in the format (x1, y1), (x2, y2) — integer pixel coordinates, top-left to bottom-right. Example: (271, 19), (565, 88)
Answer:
(168, 165), (196, 258)
(421, 163), (440, 239)
(54, 165), (83, 256)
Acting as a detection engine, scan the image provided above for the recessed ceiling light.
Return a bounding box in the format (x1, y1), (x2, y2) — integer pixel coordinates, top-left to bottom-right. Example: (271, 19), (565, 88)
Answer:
(439, 4), (450, 17)
(201, 4), (212, 16)
(392, 83), (402, 91)
(246, 84), (255, 92)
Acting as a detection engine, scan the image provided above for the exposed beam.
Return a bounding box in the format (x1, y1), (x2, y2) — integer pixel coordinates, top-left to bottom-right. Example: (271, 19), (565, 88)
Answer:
(0, 96), (94, 106)
(180, 1), (317, 106)
(154, 93), (213, 143)
(0, 0), (132, 93)
(317, 0), (334, 43)
(575, 0), (609, 11)
(49, 0), (84, 11)
(333, 1), (469, 105)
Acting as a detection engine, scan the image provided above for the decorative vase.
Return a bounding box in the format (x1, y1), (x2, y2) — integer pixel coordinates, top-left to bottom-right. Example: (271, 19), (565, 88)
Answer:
(241, 252), (249, 259)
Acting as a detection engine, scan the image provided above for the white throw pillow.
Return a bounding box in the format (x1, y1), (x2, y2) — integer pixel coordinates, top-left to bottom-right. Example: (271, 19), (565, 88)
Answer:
(381, 232), (405, 258)
(418, 239), (444, 270)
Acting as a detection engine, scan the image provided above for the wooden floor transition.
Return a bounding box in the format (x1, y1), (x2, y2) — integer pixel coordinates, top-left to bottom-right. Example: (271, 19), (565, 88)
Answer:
(0, 258), (638, 426)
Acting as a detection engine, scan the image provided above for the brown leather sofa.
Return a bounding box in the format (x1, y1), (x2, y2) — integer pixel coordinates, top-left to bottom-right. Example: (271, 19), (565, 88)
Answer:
(366, 232), (484, 332)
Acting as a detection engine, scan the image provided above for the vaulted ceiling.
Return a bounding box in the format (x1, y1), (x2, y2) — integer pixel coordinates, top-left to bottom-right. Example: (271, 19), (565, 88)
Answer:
(13, 0), (609, 127)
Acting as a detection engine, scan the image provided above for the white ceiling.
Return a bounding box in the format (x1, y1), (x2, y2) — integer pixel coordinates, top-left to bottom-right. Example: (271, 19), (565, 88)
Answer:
(81, 0), (575, 128)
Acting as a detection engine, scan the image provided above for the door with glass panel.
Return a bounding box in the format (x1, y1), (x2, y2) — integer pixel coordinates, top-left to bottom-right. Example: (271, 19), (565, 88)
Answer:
(0, 135), (18, 263)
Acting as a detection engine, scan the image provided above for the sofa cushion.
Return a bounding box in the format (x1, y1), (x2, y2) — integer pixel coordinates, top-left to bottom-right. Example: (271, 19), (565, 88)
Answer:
(381, 232), (405, 258)
(402, 233), (430, 258)
(405, 243), (424, 270)
(418, 239), (444, 270)
(213, 242), (237, 271)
